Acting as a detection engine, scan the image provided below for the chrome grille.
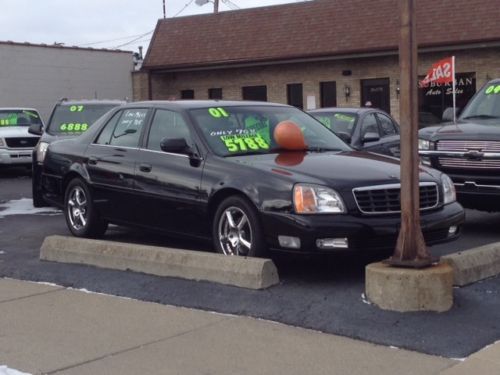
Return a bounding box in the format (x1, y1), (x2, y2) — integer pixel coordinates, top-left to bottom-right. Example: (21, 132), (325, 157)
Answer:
(437, 140), (500, 169)
(353, 183), (439, 214)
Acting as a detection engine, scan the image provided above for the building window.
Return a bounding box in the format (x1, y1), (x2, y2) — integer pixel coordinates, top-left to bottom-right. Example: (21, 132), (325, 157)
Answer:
(208, 88), (223, 100)
(320, 81), (337, 108)
(287, 83), (303, 109)
(180, 89), (194, 99)
(242, 85), (267, 101)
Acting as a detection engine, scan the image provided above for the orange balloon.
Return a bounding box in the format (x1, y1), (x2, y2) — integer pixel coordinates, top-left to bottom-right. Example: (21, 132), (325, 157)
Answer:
(273, 121), (307, 150)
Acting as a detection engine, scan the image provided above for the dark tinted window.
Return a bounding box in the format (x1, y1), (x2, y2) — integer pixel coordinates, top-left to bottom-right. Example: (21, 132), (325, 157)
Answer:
(242, 86), (267, 101)
(376, 113), (398, 136)
(95, 111), (121, 145)
(48, 103), (118, 135)
(360, 113), (379, 138)
(95, 109), (147, 147)
(208, 88), (223, 100)
(320, 81), (337, 108)
(0, 110), (42, 127)
(287, 83), (303, 109)
(147, 109), (192, 151)
(181, 90), (194, 99)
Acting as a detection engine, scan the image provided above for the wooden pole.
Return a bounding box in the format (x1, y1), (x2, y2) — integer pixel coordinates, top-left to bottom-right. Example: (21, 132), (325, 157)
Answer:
(387, 0), (433, 268)
(214, 0), (219, 13)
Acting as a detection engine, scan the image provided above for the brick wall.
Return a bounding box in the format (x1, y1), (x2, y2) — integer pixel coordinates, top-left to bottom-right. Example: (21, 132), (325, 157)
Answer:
(132, 71), (150, 101)
(135, 47), (500, 123)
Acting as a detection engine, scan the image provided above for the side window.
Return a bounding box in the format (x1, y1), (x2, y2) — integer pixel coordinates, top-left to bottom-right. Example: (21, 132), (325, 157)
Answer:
(360, 113), (380, 138)
(147, 109), (192, 151)
(377, 113), (398, 137)
(109, 109), (148, 148)
(95, 111), (122, 145)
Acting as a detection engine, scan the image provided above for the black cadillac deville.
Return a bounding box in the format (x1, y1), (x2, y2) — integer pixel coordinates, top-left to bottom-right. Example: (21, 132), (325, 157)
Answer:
(39, 101), (464, 256)
(419, 79), (500, 211)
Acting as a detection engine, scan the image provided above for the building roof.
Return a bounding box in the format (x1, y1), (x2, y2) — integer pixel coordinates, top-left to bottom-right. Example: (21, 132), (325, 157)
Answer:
(143, 0), (500, 70)
(0, 40), (132, 54)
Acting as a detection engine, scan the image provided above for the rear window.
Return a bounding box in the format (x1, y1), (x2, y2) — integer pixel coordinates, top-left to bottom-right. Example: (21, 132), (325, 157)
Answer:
(47, 103), (118, 135)
(0, 110), (42, 127)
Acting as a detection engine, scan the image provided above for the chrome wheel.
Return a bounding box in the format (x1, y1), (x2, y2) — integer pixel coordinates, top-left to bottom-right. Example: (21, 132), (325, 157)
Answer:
(218, 206), (252, 256)
(67, 186), (88, 231)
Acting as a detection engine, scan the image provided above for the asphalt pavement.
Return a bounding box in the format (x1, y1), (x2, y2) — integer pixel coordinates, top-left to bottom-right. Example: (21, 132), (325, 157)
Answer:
(1, 167), (500, 359)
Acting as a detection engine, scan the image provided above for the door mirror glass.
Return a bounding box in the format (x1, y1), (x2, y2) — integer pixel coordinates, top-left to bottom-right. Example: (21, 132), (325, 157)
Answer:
(160, 137), (192, 155)
(335, 131), (352, 144)
(28, 123), (43, 136)
(362, 132), (380, 143)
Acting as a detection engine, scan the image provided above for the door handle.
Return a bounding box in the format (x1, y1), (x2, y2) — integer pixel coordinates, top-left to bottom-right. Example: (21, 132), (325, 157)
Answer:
(139, 163), (152, 173)
(88, 156), (98, 165)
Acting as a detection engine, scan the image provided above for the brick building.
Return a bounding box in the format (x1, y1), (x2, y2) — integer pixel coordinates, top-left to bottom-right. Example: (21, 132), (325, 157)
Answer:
(134, 0), (500, 122)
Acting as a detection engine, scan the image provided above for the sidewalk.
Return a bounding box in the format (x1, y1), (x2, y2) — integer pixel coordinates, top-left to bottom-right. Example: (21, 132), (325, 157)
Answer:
(0, 278), (498, 375)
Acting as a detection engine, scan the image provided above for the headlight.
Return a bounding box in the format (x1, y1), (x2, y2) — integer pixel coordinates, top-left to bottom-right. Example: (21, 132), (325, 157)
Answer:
(36, 142), (49, 163)
(441, 174), (456, 204)
(418, 139), (430, 150)
(0, 138), (4, 147)
(293, 184), (345, 214)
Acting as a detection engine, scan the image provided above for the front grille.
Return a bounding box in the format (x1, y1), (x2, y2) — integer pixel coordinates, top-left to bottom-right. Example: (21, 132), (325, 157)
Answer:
(437, 140), (500, 169)
(5, 137), (39, 148)
(353, 183), (439, 214)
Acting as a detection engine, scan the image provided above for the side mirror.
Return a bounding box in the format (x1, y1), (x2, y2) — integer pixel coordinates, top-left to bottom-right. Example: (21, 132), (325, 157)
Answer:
(160, 137), (192, 155)
(335, 131), (352, 144)
(442, 107), (461, 122)
(362, 132), (380, 143)
(28, 123), (43, 136)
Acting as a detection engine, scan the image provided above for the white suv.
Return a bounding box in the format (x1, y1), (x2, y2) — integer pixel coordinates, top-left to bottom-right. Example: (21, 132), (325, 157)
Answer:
(0, 108), (42, 166)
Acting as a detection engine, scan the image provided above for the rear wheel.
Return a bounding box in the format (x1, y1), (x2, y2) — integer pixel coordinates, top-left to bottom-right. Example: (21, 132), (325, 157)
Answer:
(64, 178), (107, 238)
(212, 196), (266, 257)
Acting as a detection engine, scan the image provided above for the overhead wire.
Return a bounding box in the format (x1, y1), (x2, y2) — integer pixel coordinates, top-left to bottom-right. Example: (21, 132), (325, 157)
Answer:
(113, 30), (155, 49)
(172, 0), (195, 17)
(79, 32), (154, 47)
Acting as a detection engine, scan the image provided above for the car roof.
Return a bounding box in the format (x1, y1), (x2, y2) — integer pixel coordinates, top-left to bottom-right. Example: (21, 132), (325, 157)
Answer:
(308, 107), (371, 114)
(0, 107), (40, 112)
(130, 100), (293, 110)
(57, 99), (126, 105)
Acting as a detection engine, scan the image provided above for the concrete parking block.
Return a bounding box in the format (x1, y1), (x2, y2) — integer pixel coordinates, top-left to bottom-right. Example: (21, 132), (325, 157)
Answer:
(53, 315), (455, 375)
(468, 341), (500, 365)
(0, 285), (226, 374)
(442, 242), (500, 286)
(440, 357), (500, 375)
(40, 235), (279, 290)
(0, 277), (62, 302)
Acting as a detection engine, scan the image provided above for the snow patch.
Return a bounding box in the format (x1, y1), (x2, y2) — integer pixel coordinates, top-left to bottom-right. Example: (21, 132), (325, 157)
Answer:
(0, 198), (60, 218)
(450, 357), (466, 362)
(361, 293), (372, 305)
(0, 365), (31, 375)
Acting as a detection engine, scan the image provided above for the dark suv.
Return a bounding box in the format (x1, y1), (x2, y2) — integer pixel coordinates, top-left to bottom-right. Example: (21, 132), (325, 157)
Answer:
(30, 99), (125, 207)
(419, 79), (500, 211)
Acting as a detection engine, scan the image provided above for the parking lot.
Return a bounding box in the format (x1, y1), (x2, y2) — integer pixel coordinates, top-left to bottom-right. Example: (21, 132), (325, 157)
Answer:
(1, 166), (500, 359)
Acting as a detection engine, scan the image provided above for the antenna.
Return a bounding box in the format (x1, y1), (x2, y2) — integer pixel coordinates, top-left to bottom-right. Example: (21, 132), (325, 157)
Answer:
(195, 0), (219, 13)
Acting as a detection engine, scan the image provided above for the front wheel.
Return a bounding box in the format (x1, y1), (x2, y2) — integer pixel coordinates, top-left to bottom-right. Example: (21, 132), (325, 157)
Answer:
(64, 178), (108, 238)
(212, 196), (266, 257)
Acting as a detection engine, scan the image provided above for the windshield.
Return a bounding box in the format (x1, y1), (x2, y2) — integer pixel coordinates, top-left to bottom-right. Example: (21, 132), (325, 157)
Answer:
(0, 110), (42, 127)
(310, 112), (358, 136)
(189, 105), (351, 156)
(47, 103), (118, 135)
(460, 82), (500, 121)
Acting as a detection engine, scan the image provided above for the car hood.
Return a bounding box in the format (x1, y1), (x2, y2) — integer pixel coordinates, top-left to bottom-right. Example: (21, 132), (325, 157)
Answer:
(227, 151), (438, 190)
(419, 119), (500, 141)
(0, 126), (39, 138)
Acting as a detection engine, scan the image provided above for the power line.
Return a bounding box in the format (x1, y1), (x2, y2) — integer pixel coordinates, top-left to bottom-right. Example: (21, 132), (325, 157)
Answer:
(173, 0), (195, 17)
(79, 31), (154, 47)
(113, 30), (155, 49)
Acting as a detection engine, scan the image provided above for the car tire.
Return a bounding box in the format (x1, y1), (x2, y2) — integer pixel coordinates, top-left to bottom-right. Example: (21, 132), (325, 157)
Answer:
(64, 178), (108, 238)
(212, 195), (266, 257)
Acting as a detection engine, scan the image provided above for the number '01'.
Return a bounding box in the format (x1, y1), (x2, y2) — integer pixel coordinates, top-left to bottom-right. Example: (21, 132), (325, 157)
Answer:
(209, 108), (229, 118)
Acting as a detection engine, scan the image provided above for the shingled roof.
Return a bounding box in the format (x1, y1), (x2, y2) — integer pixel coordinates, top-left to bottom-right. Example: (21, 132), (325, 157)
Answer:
(143, 0), (500, 70)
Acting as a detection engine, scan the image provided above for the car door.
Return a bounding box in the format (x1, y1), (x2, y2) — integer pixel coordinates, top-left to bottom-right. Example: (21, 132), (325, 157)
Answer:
(134, 108), (206, 237)
(357, 112), (386, 154)
(375, 112), (401, 157)
(85, 108), (150, 223)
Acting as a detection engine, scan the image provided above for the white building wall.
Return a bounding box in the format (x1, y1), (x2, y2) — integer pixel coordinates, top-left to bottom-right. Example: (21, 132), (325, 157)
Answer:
(0, 43), (133, 122)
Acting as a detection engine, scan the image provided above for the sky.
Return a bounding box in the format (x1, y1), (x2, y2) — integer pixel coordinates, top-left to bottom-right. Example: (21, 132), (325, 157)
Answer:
(1, 0), (309, 55)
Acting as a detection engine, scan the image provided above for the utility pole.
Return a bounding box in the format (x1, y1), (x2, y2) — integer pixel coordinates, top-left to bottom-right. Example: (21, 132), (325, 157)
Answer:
(387, 0), (433, 268)
(214, 0), (219, 13)
(163, 0), (166, 18)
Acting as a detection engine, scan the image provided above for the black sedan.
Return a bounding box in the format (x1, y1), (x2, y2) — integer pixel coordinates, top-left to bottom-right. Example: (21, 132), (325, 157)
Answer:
(39, 101), (464, 257)
(308, 108), (401, 157)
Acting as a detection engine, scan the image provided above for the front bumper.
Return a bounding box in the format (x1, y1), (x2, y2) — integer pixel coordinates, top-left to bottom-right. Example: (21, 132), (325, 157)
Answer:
(261, 202), (464, 254)
(0, 148), (33, 164)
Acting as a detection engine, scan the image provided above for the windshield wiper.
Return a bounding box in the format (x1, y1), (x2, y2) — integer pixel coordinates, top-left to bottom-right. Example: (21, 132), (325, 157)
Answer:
(224, 150), (268, 157)
(306, 147), (343, 153)
(462, 114), (500, 120)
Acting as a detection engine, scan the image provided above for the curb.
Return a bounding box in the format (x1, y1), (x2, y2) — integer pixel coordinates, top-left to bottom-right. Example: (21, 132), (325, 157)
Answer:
(39, 235), (280, 290)
(442, 242), (500, 286)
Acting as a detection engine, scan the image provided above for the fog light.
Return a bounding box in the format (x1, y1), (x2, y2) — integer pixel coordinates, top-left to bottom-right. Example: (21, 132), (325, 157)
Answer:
(316, 238), (349, 250)
(448, 226), (458, 236)
(278, 235), (301, 249)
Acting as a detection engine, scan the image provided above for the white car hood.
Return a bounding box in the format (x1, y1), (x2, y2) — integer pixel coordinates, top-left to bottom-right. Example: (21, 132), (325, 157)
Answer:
(0, 126), (38, 138)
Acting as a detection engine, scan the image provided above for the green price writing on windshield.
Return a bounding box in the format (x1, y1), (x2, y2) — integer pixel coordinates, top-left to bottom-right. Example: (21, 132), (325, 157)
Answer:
(221, 134), (269, 152)
(316, 116), (332, 129)
(59, 123), (89, 132)
(334, 113), (355, 122)
(209, 107), (229, 118)
(70, 105), (84, 112)
(0, 114), (18, 126)
(485, 85), (500, 95)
